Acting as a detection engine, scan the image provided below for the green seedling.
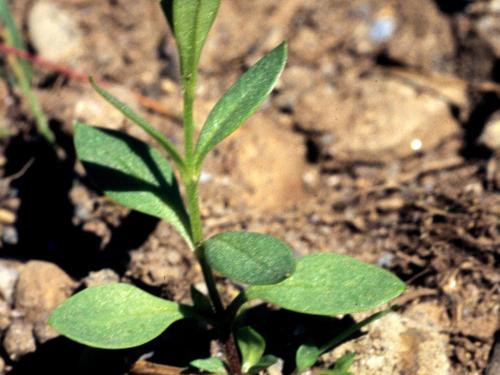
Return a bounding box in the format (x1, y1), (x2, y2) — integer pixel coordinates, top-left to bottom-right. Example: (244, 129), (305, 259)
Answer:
(0, 0), (55, 143)
(49, 1), (405, 374)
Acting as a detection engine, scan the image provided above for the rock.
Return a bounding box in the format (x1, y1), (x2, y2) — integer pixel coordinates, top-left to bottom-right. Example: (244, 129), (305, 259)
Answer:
(296, 75), (458, 160)
(224, 113), (308, 212)
(28, 1), (82, 63)
(0, 264), (19, 304)
(15, 261), (76, 324)
(2, 226), (18, 245)
(386, 0), (455, 71)
(0, 300), (11, 331)
(476, 14), (500, 58)
(0, 356), (5, 374)
(83, 269), (120, 288)
(33, 319), (59, 344)
(3, 320), (36, 361)
(479, 111), (500, 150)
(331, 311), (451, 375)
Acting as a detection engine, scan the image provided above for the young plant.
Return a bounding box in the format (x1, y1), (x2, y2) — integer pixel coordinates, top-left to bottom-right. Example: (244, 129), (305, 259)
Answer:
(49, 1), (405, 373)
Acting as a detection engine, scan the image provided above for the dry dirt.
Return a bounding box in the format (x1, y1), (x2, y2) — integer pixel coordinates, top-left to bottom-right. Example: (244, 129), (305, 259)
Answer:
(0, 0), (499, 374)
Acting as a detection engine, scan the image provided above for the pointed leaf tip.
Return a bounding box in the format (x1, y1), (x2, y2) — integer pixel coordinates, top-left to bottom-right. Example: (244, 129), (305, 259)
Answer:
(49, 283), (186, 349)
(194, 42), (287, 167)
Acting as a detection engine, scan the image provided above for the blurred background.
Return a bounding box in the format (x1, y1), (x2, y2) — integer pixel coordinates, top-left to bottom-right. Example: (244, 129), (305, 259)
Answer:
(0, 0), (498, 374)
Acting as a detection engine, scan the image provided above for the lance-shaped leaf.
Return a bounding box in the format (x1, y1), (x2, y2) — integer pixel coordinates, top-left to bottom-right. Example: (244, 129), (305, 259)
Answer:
(194, 42), (287, 168)
(49, 283), (187, 349)
(203, 232), (295, 285)
(236, 327), (266, 373)
(246, 253), (405, 316)
(89, 78), (184, 168)
(160, 0), (220, 82)
(74, 123), (192, 247)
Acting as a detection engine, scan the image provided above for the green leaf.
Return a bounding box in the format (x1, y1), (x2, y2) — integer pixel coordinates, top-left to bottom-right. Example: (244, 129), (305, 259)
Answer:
(190, 357), (228, 374)
(161, 0), (220, 83)
(74, 123), (193, 247)
(296, 343), (321, 373)
(315, 353), (356, 375)
(330, 352), (355, 375)
(49, 283), (186, 349)
(318, 309), (393, 354)
(0, 0), (33, 80)
(295, 309), (392, 372)
(236, 327), (265, 373)
(247, 355), (279, 375)
(194, 42), (287, 168)
(190, 285), (214, 317)
(203, 232), (295, 285)
(246, 253), (405, 316)
(89, 78), (184, 168)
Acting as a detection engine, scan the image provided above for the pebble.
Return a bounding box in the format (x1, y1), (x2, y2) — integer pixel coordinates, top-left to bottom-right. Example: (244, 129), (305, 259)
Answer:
(0, 265), (19, 304)
(15, 261), (76, 324)
(28, 1), (82, 63)
(83, 269), (119, 288)
(2, 226), (18, 245)
(33, 319), (59, 344)
(3, 320), (36, 361)
(0, 300), (11, 331)
(479, 111), (500, 150)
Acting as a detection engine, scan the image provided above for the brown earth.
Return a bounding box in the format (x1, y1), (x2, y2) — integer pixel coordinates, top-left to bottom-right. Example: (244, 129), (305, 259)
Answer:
(0, 0), (499, 374)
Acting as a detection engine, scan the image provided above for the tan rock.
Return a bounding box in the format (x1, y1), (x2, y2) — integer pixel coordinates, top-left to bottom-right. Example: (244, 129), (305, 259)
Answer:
(28, 1), (82, 64)
(3, 320), (36, 361)
(225, 113), (308, 212)
(331, 312), (450, 375)
(296, 75), (459, 160)
(15, 261), (76, 323)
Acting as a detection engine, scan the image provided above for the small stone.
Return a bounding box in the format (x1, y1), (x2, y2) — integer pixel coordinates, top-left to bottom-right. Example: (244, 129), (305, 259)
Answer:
(0, 300), (11, 331)
(15, 261), (77, 323)
(0, 265), (19, 304)
(83, 269), (120, 288)
(28, 2), (82, 63)
(0, 209), (15, 225)
(3, 320), (36, 361)
(2, 226), (18, 245)
(332, 312), (451, 374)
(33, 319), (59, 344)
(479, 111), (500, 150)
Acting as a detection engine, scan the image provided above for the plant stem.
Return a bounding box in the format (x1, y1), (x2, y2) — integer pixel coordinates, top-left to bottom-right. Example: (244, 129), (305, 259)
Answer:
(181, 48), (242, 375)
(182, 72), (197, 166)
(184, 177), (242, 374)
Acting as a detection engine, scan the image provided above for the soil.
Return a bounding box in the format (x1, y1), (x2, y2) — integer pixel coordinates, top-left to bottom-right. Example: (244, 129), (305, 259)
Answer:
(0, 0), (499, 374)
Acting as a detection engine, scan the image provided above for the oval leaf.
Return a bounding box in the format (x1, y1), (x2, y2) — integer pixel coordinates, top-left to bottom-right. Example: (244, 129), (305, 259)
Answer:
(194, 42), (287, 168)
(74, 123), (192, 247)
(296, 344), (321, 373)
(190, 357), (228, 374)
(203, 232), (295, 285)
(246, 253), (405, 316)
(161, 0), (220, 82)
(236, 327), (265, 373)
(49, 283), (186, 349)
